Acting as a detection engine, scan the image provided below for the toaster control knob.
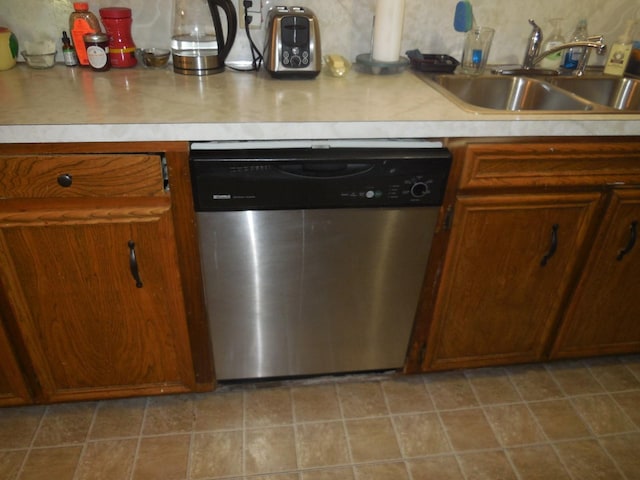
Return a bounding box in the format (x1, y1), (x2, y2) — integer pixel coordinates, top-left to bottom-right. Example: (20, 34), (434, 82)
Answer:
(290, 56), (302, 67)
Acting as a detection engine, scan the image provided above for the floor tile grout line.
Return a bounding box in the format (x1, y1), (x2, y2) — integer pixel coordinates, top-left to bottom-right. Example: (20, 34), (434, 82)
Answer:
(70, 401), (99, 480)
(128, 395), (150, 480)
(562, 389), (632, 480)
(505, 369), (571, 478)
(4, 356), (640, 480)
(540, 354), (631, 477)
(469, 383), (529, 480)
(483, 371), (535, 480)
(380, 379), (415, 480)
(622, 355), (640, 383)
(186, 396), (196, 480)
(241, 389), (246, 479)
(14, 403), (48, 479)
(497, 366), (576, 479)
(423, 376), (474, 480)
(574, 391), (635, 480)
(334, 381), (357, 479)
(584, 357), (640, 433)
(286, 385), (302, 474)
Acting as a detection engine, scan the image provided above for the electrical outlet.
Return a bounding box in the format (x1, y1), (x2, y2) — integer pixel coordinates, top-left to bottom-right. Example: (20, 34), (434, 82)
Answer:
(238, 0), (263, 29)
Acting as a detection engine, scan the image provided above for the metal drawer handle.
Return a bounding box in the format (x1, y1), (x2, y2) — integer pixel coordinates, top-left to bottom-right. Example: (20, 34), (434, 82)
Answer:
(616, 220), (637, 261)
(128, 241), (143, 288)
(57, 173), (73, 187)
(541, 224), (559, 267)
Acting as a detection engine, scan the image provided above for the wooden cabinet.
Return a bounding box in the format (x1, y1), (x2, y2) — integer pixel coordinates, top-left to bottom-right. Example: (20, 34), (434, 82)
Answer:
(0, 315), (32, 406)
(552, 189), (640, 357)
(0, 143), (212, 404)
(425, 192), (600, 370)
(406, 138), (640, 373)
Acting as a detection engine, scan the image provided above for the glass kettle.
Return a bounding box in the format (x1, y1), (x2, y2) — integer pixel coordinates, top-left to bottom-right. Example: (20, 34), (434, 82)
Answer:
(171, 0), (237, 75)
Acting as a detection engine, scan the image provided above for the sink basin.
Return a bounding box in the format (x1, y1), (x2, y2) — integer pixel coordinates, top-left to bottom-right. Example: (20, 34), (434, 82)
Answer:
(427, 75), (600, 112)
(547, 76), (640, 111)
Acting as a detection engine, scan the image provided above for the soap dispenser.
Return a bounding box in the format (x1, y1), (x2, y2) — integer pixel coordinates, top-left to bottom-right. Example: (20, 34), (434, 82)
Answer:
(603, 20), (638, 76)
(539, 18), (565, 69)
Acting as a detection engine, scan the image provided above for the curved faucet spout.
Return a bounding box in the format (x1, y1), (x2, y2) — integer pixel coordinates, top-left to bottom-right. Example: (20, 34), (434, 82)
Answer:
(531, 40), (606, 65)
(506, 20), (607, 77)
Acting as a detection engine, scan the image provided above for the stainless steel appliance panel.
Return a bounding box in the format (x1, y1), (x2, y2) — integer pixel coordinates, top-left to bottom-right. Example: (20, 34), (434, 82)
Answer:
(198, 207), (438, 380)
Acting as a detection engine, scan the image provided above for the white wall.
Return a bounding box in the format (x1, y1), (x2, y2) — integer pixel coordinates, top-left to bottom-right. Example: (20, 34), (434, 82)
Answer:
(1, 0), (639, 66)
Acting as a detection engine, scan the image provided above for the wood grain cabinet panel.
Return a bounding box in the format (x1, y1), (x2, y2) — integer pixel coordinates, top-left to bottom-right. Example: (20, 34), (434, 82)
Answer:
(458, 141), (640, 190)
(0, 154), (164, 199)
(0, 316), (32, 406)
(0, 147), (204, 404)
(552, 189), (640, 357)
(407, 138), (640, 373)
(424, 192), (601, 370)
(0, 210), (195, 402)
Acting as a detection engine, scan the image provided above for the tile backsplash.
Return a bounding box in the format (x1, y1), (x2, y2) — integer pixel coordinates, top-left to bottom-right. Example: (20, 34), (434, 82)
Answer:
(1, 0), (639, 67)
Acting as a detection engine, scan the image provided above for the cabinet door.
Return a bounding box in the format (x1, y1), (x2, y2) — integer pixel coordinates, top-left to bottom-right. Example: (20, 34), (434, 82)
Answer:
(0, 203), (196, 402)
(0, 316), (32, 406)
(552, 189), (640, 357)
(425, 192), (601, 370)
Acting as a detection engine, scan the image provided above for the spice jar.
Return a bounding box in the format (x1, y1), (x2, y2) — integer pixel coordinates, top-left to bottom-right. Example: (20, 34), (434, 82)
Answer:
(83, 32), (110, 71)
(99, 7), (137, 68)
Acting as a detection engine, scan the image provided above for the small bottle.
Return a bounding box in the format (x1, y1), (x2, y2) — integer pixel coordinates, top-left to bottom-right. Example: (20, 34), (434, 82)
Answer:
(539, 18), (565, 70)
(99, 7), (137, 68)
(563, 19), (588, 70)
(83, 32), (110, 71)
(628, 40), (640, 75)
(61, 31), (78, 66)
(69, 2), (101, 66)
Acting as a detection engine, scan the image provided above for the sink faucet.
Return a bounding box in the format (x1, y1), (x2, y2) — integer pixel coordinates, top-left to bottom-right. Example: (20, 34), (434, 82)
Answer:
(522, 19), (544, 69)
(521, 19), (606, 76)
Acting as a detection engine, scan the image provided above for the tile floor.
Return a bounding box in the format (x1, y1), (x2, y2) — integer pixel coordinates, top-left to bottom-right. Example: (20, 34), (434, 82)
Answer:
(1, 355), (639, 480)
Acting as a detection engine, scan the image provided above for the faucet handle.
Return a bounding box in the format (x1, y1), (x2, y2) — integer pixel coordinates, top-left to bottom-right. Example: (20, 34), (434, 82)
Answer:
(522, 19), (543, 69)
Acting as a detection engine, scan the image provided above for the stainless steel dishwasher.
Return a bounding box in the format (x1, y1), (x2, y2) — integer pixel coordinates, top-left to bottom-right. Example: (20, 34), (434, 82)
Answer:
(190, 140), (451, 380)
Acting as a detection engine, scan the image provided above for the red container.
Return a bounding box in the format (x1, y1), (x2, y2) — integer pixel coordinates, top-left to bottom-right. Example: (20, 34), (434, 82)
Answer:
(99, 7), (136, 68)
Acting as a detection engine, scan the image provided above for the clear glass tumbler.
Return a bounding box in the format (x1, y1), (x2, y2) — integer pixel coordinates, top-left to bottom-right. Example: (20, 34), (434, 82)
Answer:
(461, 27), (495, 75)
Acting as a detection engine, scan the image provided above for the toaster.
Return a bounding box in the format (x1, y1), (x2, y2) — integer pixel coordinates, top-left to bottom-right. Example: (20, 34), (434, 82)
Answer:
(264, 6), (321, 78)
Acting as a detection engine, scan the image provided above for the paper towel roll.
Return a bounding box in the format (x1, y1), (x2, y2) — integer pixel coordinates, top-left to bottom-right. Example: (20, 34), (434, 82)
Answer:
(372, 0), (405, 62)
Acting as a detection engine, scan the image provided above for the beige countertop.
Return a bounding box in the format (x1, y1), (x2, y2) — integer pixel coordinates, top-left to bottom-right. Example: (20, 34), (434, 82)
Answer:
(1, 64), (640, 144)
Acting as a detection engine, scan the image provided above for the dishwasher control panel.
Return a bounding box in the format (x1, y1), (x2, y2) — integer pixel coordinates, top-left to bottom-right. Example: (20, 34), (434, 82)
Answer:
(190, 147), (451, 211)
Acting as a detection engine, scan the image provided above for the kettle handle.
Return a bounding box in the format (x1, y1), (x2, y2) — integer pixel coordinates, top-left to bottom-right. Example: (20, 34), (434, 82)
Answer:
(207, 0), (237, 63)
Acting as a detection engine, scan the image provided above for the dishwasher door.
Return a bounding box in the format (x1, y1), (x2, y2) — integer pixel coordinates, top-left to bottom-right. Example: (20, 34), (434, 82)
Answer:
(198, 206), (438, 380)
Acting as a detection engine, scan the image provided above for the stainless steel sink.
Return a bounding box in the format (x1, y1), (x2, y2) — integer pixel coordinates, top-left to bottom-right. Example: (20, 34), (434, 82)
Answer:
(426, 75), (602, 112)
(546, 76), (640, 111)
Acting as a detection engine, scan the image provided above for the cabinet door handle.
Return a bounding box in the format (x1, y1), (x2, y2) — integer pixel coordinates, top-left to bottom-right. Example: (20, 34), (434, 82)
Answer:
(616, 220), (637, 261)
(540, 224), (559, 267)
(127, 241), (143, 288)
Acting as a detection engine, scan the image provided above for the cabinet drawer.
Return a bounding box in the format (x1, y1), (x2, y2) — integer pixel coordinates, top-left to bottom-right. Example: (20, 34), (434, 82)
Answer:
(0, 154), (165, 198)
(458, 141), (640, 190)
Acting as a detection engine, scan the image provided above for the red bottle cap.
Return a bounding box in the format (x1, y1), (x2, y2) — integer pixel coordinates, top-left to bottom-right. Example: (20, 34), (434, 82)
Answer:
(99, 7), (132, 19)
(73, 2), (89, 10)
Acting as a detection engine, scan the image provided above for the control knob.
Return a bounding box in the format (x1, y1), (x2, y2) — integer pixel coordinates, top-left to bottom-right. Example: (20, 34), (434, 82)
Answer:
(410, 181), (430, 198)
